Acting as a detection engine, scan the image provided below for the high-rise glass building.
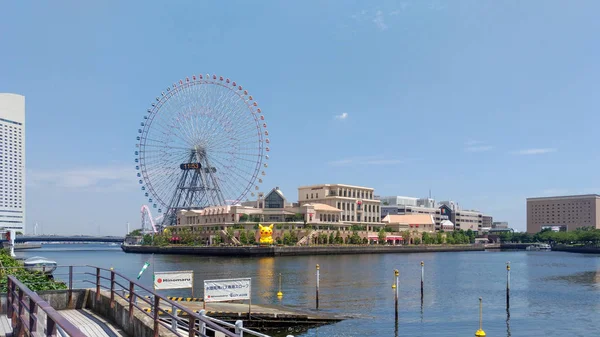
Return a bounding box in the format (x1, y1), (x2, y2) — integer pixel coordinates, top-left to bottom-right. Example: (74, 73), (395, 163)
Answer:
(0, 94), (25, 233)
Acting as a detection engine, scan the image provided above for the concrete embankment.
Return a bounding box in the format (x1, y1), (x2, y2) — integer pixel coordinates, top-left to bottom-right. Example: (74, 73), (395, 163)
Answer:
(14, 243), (42, 250)
(498, 243), (531, 250)
(122, 244), (488, 256)
(552, 245), (600, 254)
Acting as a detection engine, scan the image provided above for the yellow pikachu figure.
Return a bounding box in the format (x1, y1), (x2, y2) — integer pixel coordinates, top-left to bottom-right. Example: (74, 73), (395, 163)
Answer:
(258, 224), (274, 245)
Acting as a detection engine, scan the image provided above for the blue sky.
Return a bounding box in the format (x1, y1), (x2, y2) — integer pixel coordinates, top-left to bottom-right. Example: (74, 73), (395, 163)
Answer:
(1, 1), (599, 235)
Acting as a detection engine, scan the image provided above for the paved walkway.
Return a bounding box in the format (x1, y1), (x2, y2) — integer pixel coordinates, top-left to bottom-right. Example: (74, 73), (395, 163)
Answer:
(0, 315), (11, 337)
(61, 309), (128, 337)
(0, 310), (128, 337)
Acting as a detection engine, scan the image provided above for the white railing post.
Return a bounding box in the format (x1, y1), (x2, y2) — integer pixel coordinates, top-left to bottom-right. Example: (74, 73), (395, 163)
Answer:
(198, 309), (207, 335)
(171, 304), (178, 331)
(235, 320), (244, 337)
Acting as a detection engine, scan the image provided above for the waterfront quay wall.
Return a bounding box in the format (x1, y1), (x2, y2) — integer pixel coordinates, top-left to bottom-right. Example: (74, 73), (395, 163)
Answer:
(552, 245), (600, 254)
(121, 244), (488, 256)
(498, 243), (531, 250)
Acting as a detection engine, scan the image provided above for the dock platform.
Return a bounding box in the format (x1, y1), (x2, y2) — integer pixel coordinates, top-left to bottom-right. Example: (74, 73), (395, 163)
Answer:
(141, 299), (346, 329)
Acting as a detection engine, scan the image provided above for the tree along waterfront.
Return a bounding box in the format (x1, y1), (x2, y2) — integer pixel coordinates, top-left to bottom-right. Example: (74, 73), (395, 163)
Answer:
(128, 226), (479, 247)
(498, 226), (600, 245)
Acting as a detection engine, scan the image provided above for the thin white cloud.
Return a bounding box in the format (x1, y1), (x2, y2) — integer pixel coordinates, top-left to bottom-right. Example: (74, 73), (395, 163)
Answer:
(465, 140), (483, 146)
(428, 1), (446, 11)
(390, 2), (410, 15)
(512, 148), (556, 155)
(373, 10), (388, 31)
(350, 9), (388, 31)
(335, 112), (348, 120)
(351, 9), (368, 21)
(465, 145), (493, 153)
(29, 166), (135, 190)
(464, 140), (493, 152)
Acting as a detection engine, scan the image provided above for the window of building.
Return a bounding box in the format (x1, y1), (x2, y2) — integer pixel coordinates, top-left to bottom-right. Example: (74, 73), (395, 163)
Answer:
(265, 190), (284, 208)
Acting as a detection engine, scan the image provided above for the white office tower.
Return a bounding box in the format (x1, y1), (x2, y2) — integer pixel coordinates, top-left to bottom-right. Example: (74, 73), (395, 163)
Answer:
(0, 94), (25, 233)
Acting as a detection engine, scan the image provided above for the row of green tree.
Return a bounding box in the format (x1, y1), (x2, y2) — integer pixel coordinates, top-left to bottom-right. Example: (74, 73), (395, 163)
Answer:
(140, 228), (481, 247)
(499, 227), (600, 245)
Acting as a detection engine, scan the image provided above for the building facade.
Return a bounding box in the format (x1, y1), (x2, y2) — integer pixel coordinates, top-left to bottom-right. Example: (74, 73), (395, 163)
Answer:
(482, 215), (493, 229)
(492, 221), (509, 229)
(381, 214), (436, 233)
(526, 194), (600, 233)
(378, 196), (418, 207)
(298, 184), (381, 226)
(0, 94), (25, 233)
(454, 210), (483, 231)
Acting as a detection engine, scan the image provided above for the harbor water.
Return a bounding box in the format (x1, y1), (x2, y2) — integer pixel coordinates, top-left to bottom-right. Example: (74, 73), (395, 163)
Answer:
(16, 244), (600, 336)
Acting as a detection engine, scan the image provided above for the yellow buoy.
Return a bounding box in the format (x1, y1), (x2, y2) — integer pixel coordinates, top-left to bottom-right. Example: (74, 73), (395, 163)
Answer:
(475, 329), (486, 337)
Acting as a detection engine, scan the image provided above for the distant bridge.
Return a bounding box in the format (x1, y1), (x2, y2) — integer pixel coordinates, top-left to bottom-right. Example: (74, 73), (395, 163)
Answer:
(11, 235), (125, 243)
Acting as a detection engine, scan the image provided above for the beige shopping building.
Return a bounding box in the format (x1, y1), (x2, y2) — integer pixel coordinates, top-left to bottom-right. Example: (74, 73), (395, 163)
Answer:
(526, 194), (600, 233)
(298, 184), (381, 227)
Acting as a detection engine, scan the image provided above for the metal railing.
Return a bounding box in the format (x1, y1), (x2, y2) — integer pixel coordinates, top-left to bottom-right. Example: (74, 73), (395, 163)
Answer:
(6, 275), (86, 337)
(84, 266), (276, 337)
(2, 265), (288, 337)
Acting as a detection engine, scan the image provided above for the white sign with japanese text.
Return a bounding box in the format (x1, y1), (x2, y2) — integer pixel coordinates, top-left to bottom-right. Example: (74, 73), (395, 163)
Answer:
(154, 270), (193, 290)
(203, 278), (251, 303)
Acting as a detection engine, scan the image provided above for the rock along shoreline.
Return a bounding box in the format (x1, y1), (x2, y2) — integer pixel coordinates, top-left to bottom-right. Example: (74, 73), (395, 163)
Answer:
(120, 244), (498, 257)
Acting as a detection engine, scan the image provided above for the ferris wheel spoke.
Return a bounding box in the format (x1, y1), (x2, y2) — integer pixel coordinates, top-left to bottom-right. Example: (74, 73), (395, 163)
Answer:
(201, 86), (244, 148)
(207, 154), (260, 193)
(141, 143), (194, 152)
(208, 140), (263, 155)
(206, 131), (262, 154)
(144, 155), (191, 180)
(146, 124), (195, 150)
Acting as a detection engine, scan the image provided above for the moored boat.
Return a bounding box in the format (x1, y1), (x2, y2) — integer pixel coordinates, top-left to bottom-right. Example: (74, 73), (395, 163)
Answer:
(526, 243), (552, 251)
(23, 256), (58, 274)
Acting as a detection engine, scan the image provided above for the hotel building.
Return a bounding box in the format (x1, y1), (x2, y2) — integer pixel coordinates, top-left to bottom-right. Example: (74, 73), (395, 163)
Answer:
(0, 94), (25, 233)
(526, 194), (600, 233)
(298, 184), (381, 226)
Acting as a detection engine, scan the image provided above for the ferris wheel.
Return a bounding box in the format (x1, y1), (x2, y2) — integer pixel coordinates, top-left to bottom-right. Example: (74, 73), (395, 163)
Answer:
(135, 74), (269, 226)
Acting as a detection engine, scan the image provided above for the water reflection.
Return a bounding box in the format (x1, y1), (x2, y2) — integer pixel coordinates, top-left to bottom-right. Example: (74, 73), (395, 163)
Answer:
(506, 308), (511, 337)
(420, 297), (424, 323)
(545, 270), (600, 288)
(256, 257), (275, 298)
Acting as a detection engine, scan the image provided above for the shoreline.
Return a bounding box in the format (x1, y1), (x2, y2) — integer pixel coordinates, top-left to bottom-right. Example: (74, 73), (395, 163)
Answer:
(552, 245), (600, 254)
(121, 243), (497, 256)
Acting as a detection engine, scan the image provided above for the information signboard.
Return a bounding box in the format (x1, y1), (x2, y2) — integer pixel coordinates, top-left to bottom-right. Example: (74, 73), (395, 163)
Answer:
(154, 270), (194, 290)
(203, 278), (251, 303)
